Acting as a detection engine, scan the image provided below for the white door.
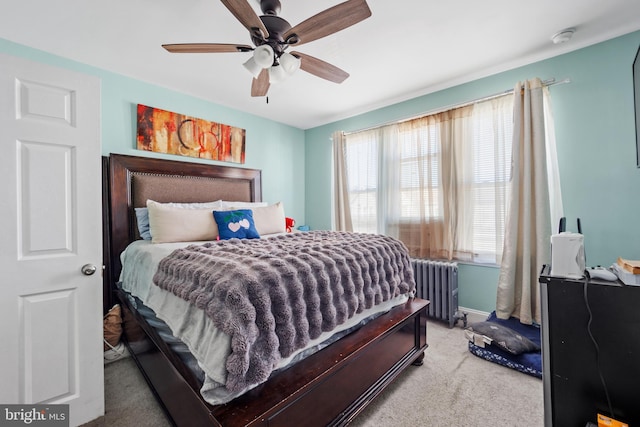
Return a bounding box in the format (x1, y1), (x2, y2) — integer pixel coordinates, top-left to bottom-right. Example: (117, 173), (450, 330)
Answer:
(0, 53), (104, 426)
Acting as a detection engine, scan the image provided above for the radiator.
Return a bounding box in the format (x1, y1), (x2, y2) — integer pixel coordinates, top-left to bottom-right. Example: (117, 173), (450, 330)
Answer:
(411, 259), (461, 328)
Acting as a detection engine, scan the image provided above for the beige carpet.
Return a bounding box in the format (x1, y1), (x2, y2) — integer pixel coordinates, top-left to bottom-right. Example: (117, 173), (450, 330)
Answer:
(81, 356), (172, 427)
(351, 322), (543, 426)
(84, 321), (543, 427)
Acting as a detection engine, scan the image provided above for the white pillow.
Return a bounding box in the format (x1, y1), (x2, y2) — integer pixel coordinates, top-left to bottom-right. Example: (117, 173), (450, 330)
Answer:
(136, 200), (224, 241)
(165, 200), (224, 209)
(249, 202), (286, 235)
(147, 200), (220, 243)
(221, 200), (268, 209)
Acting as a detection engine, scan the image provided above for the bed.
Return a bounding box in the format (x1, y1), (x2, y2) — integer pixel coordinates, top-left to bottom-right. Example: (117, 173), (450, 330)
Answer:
(102, 153), (429, 426)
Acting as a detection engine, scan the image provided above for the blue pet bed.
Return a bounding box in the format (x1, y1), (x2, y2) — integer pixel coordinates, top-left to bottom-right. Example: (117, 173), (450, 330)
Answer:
(466, 311), (542, 378)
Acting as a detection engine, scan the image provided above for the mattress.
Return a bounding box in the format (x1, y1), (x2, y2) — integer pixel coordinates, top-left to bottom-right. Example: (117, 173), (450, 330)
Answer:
(119, 238), (409, 404)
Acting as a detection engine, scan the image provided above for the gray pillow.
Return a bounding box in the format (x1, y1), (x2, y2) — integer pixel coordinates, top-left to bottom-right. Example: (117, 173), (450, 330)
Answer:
(134, 207), (151, 240)
(467, 321), (540, 355)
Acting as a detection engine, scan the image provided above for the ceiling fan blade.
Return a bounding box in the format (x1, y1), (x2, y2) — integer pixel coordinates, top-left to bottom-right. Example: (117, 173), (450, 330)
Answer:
(162, 43), (253, 53)
(220, 0), (269, 39)
(284, 0), (371, 46)
(291, 51), (349, 83)
(251, 69), (270, 97)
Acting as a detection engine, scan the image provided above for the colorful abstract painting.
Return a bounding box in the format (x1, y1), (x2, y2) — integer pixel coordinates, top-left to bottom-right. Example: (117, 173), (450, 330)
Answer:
(136, 104), (246, 164)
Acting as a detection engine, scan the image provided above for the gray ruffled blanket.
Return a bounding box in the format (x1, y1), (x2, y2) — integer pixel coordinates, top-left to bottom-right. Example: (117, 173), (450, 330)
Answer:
(152, 231), (415, 393)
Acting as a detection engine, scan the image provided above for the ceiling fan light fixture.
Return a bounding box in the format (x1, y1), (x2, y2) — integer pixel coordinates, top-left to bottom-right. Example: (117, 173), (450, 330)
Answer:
(269, 65), (287, 83)
(242, 57), (263, 78)
(253, 44), (275, 68)
(164, 0), (373, 97)
(280, 52), (301, 75)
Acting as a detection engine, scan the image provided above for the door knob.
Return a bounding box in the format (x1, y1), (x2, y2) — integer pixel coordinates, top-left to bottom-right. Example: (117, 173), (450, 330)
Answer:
(81, 264), (97, 276)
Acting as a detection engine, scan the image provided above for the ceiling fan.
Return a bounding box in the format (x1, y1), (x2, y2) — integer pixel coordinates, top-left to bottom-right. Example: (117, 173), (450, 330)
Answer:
(162, 0), (372, 97)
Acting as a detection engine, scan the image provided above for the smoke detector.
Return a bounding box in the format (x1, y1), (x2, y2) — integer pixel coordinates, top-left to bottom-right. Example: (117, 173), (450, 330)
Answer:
(551, 28), (576, 44)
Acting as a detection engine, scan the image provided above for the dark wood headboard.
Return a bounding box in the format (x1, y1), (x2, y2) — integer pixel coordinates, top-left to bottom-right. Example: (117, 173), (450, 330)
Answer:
(102, 153), (262, 311)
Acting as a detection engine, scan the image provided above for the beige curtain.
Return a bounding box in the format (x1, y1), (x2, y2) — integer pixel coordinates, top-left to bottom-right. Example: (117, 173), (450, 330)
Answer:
(340, 96), (515, 263)
(332, 131), (353, 231)
(496, 78), (554, 325)
(391, 107), (476, 260)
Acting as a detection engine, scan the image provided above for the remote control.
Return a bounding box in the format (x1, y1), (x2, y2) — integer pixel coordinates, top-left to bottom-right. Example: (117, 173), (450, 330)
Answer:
(585, 266), (617, 281)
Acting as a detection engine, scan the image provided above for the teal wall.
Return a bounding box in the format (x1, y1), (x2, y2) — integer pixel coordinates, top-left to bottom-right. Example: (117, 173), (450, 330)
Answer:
(305, 31), (640, 313)
(0, 38), (306, 224)
(5, 30), (639, 314)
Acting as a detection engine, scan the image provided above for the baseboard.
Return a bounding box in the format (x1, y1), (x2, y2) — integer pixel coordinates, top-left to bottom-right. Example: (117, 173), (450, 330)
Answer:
(458, 307), (490, 324)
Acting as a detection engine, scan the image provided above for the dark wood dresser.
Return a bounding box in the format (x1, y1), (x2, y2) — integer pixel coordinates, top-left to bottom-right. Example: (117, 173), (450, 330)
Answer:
(539, 267), (640, 426)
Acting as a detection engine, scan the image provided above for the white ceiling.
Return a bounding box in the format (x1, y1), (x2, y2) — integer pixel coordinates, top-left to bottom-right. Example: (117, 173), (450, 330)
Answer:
(2, 0), (640, 129)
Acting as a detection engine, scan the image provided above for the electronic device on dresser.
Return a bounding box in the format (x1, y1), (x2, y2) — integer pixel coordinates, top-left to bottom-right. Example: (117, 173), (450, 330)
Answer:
(539, 266), (639, 427)
(550, 217), (586, 279)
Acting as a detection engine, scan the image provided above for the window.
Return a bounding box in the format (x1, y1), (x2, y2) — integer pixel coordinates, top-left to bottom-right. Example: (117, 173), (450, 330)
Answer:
(343, 95), (514, 264)
(345, 131), (379, 234)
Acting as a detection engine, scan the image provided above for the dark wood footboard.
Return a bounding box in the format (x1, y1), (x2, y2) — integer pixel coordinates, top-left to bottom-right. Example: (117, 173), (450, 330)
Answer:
(119, 290), (429, 427)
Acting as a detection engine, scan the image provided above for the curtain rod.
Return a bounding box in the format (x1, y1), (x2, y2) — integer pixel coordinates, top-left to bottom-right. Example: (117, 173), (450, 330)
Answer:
(344, 77), (571, 136)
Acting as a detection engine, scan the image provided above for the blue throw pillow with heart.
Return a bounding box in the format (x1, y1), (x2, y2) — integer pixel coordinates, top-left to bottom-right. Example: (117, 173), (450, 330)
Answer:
(213, 209), (260, 240)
